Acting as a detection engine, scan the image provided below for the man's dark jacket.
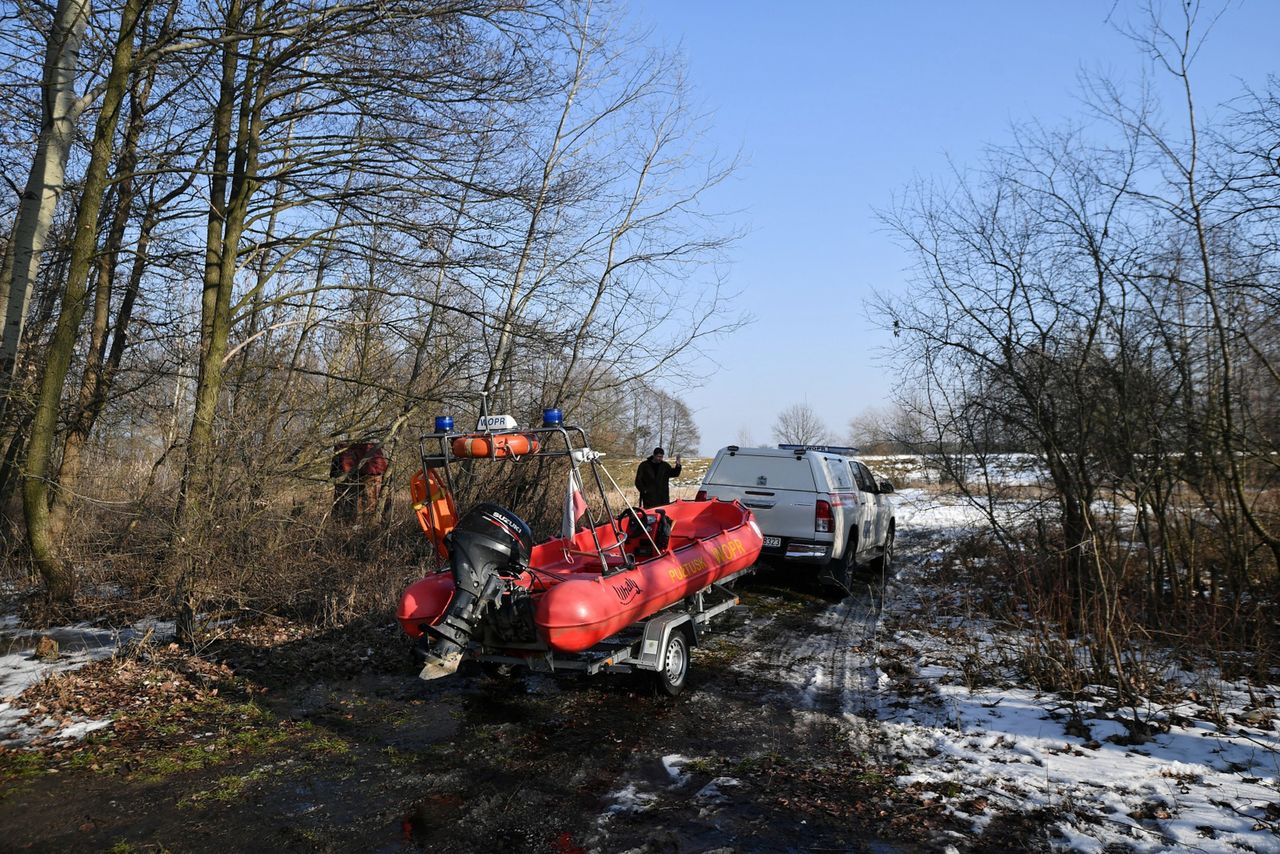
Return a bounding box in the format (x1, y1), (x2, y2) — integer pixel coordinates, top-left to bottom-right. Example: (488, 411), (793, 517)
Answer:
(635, 457), (682, 508)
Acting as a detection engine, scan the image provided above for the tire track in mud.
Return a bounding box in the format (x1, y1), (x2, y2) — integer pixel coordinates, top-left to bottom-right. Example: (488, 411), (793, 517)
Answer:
(741, 572), (887, 719)
(580, 557), (962, 854)
(849, 521), (975, 763)
(824, 576), (888, 719)
(870, 524), (966, 730)
(753, 526), (961, 753)
(577, 571), (911, 854)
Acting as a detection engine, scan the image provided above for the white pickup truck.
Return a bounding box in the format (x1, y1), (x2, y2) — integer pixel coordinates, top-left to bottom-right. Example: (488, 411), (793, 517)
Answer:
(696, 444), (895, 590)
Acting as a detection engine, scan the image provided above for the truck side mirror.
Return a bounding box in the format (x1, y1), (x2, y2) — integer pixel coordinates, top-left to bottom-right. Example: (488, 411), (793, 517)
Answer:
(879, 480), (894, 494)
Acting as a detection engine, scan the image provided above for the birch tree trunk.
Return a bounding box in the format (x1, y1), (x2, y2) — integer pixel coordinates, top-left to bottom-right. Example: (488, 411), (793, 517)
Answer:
(0, 0), (93, 424)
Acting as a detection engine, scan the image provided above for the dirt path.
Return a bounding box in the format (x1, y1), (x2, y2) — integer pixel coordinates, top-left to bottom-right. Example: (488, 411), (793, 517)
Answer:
(0, 543), (973, 853)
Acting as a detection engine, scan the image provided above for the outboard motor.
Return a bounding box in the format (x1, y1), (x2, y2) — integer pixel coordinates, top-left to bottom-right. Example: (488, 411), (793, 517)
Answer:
(419, 502), (533, 680)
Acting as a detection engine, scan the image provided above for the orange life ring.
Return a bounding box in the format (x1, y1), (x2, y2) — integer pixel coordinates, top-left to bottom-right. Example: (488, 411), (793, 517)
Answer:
(449, 433), (539, 458)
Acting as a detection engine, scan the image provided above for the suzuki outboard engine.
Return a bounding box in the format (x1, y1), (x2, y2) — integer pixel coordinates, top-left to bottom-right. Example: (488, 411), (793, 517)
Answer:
(419, 502), (533, 680)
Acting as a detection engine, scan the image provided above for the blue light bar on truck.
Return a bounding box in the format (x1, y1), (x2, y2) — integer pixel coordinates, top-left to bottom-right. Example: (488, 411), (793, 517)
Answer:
(777, 443), (860, 455)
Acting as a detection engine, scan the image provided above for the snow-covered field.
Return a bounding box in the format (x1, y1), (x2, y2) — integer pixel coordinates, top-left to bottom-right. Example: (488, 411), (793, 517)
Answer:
(868, 490), (1280, 853)
(862, 452), (1050, 488)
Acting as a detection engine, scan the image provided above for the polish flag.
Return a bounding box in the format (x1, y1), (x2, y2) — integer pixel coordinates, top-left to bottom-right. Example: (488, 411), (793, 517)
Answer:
(562, 468), (588, 539)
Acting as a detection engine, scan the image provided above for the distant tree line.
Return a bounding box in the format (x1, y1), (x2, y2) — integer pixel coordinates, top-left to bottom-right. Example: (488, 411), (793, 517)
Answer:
(0, 0), (739, 630)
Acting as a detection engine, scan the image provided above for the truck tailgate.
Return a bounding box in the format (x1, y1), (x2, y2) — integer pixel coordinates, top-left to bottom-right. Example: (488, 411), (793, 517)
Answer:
(704, 485), (814, 543)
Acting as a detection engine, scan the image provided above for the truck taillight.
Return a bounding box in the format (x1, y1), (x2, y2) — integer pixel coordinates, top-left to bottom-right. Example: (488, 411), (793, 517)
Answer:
(695, 489), (707, 501)
(815, 499), (833, 533)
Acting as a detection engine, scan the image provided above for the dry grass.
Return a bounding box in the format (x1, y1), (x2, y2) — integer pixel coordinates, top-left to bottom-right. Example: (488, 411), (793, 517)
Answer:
(1, 454), (717, 633)
(917, 522), (1280, 698)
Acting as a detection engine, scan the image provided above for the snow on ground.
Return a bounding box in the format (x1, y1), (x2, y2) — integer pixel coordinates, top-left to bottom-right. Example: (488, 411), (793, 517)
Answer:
(871, 488), (1280, 853)
(891, 487), (994, 533)
(863, 453), (1049, 488)
(0, 617), (175, 746)
(883, 678), (1280, 852)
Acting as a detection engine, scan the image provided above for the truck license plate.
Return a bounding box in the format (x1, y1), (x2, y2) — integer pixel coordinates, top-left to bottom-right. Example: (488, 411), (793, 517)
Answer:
(762, 536), (781, 548)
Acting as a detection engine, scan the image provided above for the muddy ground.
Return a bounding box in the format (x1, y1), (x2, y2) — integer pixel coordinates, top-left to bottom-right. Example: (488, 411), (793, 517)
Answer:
(0, 530), (1033, 853)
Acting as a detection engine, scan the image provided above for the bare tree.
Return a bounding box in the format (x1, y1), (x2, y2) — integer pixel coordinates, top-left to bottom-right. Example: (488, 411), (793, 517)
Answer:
(23, 0), (148, 605)
(0, 0), (93, 424)
(847, 404), (923, 454)
(875, 0), (1280, 698)
(771, 403), (828, 446)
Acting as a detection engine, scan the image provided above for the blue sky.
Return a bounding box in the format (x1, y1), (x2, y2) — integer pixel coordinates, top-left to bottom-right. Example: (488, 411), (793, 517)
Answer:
(633, 1), (1278, 454)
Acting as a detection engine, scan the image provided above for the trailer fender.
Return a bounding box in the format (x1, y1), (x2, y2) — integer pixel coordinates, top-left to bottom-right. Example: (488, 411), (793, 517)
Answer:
(635, 612), (695, 671)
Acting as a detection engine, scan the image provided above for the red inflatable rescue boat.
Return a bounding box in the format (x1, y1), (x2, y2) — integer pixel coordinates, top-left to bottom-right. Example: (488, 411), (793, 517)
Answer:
(397, 498), (762, 652)
(395, 407), (762, 688)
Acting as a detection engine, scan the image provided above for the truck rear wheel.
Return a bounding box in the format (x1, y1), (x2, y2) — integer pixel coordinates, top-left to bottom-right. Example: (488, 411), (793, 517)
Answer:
(819, 534), (856, 596)
(873, 526), (895, 574)
(654, 631), (689, 696)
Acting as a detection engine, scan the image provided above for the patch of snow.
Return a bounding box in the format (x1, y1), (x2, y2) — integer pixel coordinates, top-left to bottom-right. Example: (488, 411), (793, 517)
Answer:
(0, 615), (177, 747)
(54, 717), (112, 741)
(694, 776), (741, 804)
(859, 493), (1280, 853)
(1, 631), (114, 700)
(661, 753), (690, 782)
(603, 781), (658, 814)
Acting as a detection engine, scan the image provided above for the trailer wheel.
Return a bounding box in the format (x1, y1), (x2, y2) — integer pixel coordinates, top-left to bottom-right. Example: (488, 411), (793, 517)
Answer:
(654, 631), (689, 696)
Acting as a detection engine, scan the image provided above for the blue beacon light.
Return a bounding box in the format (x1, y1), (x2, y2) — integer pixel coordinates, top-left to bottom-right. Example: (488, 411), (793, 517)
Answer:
(434, 415), (454, 433)
(542, 408), (563, 427)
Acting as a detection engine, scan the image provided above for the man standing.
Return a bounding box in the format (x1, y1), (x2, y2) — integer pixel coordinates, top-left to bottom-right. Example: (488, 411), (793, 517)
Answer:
(635, 447), (682, 508)
(331, 441), (388, 522)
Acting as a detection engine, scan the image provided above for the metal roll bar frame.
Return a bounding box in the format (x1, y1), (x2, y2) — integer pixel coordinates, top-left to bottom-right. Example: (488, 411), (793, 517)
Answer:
(417, 418), (631, 575)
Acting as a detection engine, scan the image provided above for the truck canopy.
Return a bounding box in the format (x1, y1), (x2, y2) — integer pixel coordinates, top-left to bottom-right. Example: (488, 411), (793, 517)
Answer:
(705, 452), (817, 491)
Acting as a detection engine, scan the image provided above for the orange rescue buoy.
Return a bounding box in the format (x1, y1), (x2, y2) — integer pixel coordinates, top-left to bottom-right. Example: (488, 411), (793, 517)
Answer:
(449, 433), (540, 458)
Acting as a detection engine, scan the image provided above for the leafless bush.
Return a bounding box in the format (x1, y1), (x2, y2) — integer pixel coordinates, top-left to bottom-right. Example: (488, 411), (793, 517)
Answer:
(939, 516), (1279, 711)
(877, 3), (1280, 692)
